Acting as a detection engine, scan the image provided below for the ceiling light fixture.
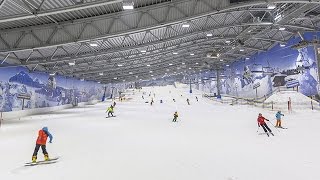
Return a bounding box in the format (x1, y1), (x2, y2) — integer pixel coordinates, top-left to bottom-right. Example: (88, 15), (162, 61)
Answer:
(190, 53), (194, 56)
(280, 44), (286, 47)
(89, 43), (98, 47)
(240, 49), (244, 52)
(267, 4), (276, 9)
(226, 40), (231, 43)
(169, 63), (173, 65)
(141, 50), (147, 53)
(118, 64), (123, 67)
(279, 27), (286, 31)
(123, 2), (134, 10)
(173, 52), (178, 55)
(182, 22), (190, 28)
(207, 33), (213, 37)
(68, 61), (75, 66)
(147, 64), (151, 67)
(99, 72), (104, 76)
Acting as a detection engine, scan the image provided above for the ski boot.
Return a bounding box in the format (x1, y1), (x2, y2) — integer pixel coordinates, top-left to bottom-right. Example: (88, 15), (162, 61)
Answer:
(44, 154), (50, 161)
(32, 156), (37, 163)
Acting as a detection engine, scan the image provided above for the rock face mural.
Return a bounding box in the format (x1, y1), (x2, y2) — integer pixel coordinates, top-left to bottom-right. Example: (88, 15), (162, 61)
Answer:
(0, 66), (127, 112)
(197, 32), (320, 99)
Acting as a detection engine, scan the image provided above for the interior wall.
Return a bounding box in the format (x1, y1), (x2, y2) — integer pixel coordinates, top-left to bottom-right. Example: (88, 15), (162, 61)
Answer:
(0, 66), (126, 112)
(198, 32), (320, 99)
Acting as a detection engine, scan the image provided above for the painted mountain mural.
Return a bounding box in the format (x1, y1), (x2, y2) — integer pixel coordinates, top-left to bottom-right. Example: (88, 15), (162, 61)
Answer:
(0, 66), (130, 112)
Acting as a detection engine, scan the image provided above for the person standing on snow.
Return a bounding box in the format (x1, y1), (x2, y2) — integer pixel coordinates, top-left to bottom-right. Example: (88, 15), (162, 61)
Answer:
(173, 111), (178, 122)
(186, 98), (190, 105)
(32, 127), (53, 163)
(275, 111), (284, 128)
(107, 105), (114, 117)
(257, 113), (274, 136)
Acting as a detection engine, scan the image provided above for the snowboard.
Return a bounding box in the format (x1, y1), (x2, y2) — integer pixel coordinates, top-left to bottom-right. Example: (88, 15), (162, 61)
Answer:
(106, 116), (116, 118)
(25, 157), (59, 166)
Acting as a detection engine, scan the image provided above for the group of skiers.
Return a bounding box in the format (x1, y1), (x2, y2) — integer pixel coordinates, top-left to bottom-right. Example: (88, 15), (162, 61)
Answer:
(29, 91), (286, 164)
(257, 111), (285, 137)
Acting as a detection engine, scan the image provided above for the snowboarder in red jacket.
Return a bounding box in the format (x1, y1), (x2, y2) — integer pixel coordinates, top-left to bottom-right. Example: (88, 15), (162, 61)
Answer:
(257, 113), (274, 136)
(32, 127), (53, 162)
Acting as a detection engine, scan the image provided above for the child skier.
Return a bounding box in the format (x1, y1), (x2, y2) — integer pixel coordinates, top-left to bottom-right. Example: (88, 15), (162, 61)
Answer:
(186, 98), (190, 105)
(150, 98), (154, 106)
(32, 127), (53, 163)
(257, 113), (274, 136)
(275, 111), (284, 128)
(196, 96), (198, 102)
(107, 105), (114, 117)
(113, 101), (116, 107)
(173, 111), (178, 122)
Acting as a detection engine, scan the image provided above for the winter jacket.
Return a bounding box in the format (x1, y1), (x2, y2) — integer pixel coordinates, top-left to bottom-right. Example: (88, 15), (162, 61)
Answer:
(174, 113), (178, 118)
(276, 112), (284, 120)
(107, 107), (114, 113)
(36, 127), (53, 145)
(257, 116), (267, 125)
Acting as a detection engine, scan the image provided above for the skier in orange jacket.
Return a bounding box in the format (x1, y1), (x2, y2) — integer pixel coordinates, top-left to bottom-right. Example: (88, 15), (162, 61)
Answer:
(32, 127), (53, 162)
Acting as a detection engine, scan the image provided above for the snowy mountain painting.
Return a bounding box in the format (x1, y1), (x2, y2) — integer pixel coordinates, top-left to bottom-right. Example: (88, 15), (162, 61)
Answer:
(196, 32), (320, 99)
(0, 66), (124, 112)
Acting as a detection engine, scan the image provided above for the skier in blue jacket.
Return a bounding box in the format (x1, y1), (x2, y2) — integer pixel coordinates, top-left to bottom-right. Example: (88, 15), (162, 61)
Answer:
(275, 111), (284, 128)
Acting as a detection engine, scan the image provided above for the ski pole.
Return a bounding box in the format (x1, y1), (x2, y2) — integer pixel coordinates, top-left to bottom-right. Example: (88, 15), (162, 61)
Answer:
(268, 120), (280, 132)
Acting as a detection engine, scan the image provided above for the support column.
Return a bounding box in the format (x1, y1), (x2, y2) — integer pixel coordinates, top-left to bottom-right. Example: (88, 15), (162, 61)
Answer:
(216, 70), (221, 96)
(189, 78), (192, 93)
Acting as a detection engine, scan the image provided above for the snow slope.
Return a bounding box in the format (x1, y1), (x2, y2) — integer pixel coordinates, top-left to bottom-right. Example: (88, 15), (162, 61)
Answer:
(0, 85), (320, 180)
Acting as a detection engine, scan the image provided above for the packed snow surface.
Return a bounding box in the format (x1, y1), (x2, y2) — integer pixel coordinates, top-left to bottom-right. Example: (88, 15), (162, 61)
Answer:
(1, 85), (320, 180)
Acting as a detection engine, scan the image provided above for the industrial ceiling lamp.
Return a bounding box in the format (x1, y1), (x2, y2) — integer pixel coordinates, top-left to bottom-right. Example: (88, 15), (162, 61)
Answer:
(123, 1), (134, 10)
(279, 27), (286, 31)
(68, 61), (76, 66)
(89, 42), (98, 47)
(182, 21), (190, 28)
(267, 3), (276, 10)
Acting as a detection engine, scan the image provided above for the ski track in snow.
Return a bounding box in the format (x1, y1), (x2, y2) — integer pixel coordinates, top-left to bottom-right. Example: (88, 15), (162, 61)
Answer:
(0, 85), (320, 180)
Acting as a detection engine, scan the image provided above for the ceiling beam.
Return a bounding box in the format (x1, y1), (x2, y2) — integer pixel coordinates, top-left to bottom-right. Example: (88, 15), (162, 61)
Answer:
(0, 0), (123, 23)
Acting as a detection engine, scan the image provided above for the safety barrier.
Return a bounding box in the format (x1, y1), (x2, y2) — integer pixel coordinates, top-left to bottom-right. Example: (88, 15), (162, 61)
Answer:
(203, 87), (320, 112)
